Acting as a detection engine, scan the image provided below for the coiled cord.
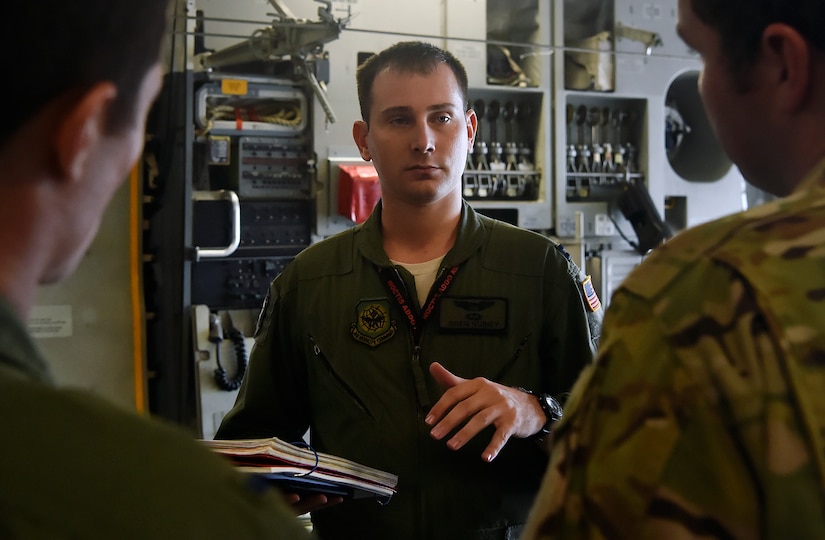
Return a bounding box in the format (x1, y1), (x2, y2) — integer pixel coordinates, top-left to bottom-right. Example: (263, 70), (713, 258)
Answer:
(212, 316), (248, 392)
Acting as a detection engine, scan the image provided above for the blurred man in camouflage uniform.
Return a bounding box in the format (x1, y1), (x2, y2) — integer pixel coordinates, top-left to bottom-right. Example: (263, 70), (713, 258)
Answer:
(522, 0), (825, 538)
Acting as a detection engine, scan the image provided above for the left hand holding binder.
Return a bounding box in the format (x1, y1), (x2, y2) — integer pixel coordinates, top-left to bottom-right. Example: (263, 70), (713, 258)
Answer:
(284, 492), (345, 515)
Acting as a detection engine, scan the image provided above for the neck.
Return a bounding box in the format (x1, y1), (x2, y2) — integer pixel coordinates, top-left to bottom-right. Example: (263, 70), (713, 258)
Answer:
(0, 172), (54, 323)
(0, 220), (41, 323)
(769, 129), (825, 196)
(381, 194), (462, 264)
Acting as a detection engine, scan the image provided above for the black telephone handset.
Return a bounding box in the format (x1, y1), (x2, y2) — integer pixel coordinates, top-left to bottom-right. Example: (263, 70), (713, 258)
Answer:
(615, 181), (673, 255)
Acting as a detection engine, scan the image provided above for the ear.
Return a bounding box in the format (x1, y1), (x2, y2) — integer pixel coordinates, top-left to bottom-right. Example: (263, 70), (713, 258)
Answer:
(465, 109), (478, 151)
(352, 120), (371, 161)
(54, 82), (118, 182)
(762, 23), (810, 112)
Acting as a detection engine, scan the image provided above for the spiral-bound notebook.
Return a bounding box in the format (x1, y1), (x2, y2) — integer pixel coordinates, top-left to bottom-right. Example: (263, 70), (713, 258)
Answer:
(201, 437), (398, 504)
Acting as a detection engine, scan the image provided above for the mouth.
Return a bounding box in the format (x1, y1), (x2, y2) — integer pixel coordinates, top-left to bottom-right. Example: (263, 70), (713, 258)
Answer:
(407, 164), (440, 172)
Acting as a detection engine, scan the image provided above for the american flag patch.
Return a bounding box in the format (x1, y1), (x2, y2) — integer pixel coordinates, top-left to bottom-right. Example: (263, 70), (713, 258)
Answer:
(581, 276), (601, 312)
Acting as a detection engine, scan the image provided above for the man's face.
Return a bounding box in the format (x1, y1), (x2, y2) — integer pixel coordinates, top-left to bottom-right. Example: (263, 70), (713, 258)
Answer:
(353, 63), (476, 207)
(676, 0), (773, 191)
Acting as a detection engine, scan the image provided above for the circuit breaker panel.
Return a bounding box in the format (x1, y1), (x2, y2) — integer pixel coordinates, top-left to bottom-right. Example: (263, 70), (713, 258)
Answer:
(141, 0), (345, 429)
(190, 76), (314, 310)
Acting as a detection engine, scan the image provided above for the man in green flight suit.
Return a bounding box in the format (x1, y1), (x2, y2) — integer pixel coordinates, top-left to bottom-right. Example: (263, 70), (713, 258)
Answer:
(217, 40), (602, 539)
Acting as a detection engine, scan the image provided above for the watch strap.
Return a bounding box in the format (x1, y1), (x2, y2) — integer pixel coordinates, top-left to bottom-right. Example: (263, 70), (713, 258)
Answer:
(517, 387), (563, 439)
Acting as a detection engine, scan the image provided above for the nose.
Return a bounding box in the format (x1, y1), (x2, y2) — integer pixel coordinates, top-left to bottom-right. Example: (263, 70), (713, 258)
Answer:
(412, 122), (435, 154)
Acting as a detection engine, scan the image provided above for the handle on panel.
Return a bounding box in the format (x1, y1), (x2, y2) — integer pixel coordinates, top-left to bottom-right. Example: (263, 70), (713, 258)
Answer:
(192, 190), (241, 260)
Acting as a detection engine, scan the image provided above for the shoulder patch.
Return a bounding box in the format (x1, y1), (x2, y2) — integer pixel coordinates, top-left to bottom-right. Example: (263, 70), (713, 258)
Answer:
(581, 275), (602, 312)
(555, 243), (573, 261)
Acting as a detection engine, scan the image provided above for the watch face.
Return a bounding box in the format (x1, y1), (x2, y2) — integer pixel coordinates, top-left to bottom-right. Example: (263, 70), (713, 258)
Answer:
(540, 394), (563, 422)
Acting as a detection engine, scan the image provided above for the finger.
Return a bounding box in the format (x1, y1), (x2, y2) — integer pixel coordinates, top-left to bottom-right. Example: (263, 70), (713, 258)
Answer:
(426, 377), (483, 430)
(442, 408), (515, 461)
(440, 391), (520, 459)
(429, 361), (466, 389)
(481, 427), (513, 463)
(426, 371), (475, 427)
(442, 402), (498, 449)
(291, 492), (346, 515)
(429, 389), (485, 439)
(288, 493), (326, 515)
(321, 495), (345, 508)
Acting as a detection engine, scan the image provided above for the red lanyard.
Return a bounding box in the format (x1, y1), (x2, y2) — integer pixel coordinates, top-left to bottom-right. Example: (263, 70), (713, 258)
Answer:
(378, 264), (459, 342)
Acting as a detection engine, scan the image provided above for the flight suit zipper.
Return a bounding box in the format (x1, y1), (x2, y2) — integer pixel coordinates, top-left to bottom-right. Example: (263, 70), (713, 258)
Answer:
(493, 334), (531, 381)
(309, 335), (374, 419)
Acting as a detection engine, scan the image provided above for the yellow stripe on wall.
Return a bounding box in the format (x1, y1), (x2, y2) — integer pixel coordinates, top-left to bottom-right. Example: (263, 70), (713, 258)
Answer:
(130, 164), (147, 414)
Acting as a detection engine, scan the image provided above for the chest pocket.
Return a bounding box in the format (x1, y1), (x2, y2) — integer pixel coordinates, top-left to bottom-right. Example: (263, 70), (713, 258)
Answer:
(307, 334), (376, 421)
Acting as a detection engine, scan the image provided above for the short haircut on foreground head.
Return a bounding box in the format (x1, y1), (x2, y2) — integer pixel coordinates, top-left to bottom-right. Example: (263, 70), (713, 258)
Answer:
(690, 0), (825, 88)
(0, 0), (171, 147)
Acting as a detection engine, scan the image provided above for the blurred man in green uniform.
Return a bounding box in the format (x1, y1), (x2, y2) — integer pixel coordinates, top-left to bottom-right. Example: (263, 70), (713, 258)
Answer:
(0, 1), (313, 538)
(523, 0), (825, 538)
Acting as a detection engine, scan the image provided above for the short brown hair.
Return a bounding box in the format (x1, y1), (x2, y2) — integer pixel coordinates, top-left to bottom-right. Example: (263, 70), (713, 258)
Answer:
(356, 41), (469, 124)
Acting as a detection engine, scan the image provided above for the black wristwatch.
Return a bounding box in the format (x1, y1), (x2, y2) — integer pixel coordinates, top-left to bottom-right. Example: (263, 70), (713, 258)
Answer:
(517, 387), (563, 439)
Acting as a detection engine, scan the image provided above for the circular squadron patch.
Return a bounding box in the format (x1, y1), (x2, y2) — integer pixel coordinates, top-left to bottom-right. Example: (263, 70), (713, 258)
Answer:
(351, 299), (397, 347)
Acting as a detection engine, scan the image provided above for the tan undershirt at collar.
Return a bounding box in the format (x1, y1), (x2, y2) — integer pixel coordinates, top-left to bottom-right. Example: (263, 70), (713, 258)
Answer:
(391, 256), (446, 307)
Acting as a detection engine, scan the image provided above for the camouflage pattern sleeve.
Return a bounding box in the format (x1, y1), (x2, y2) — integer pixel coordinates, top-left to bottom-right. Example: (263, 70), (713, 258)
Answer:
(522, 260), (825, 539)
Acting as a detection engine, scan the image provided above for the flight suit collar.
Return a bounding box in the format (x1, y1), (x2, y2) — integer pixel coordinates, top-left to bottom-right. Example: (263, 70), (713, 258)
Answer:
(0, 296), (55, 385)
(355, 200), (488, 268)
